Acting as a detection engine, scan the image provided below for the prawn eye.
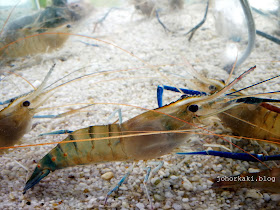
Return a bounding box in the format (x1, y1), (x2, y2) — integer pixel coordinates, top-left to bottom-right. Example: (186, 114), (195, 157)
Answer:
(188, 104), (198, 112)
(10, 98), (15, 103)
(22, 101), (30, 107)
(209, 85), (216, 91)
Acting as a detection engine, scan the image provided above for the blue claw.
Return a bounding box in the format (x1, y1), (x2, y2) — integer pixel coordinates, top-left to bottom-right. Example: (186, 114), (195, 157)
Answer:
(157, 85), (280, 108)
(157, 85), (207, 108)
(177, 150), (280, 162)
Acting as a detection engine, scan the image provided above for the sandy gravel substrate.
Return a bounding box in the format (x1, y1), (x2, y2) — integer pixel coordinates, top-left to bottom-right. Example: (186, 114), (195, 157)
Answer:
(0, 2), (280, 209)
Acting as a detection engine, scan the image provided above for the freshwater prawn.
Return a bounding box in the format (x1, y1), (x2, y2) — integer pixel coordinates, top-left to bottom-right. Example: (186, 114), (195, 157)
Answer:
(170, 65), (280, 193)
(169, 66), (280, 146)
(22, 66), (270, 197)
(0, 64), (105, 153)
(0, 65), (57, 152)
(0, 0), (93, 64)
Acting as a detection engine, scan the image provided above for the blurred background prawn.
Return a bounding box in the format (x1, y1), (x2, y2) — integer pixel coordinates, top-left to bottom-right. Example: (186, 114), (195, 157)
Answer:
(0, 0), (93, 68)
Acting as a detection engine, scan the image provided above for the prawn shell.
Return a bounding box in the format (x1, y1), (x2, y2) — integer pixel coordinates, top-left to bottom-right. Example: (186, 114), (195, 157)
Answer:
(218, 103), (280, 143)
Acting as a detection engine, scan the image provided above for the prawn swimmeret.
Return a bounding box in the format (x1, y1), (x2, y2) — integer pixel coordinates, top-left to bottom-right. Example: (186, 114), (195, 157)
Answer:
(23, 66), (268, 196)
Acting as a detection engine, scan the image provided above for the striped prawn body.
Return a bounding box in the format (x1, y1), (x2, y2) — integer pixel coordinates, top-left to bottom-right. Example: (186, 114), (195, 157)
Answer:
(24, 100), (197, 192)
(42, 108), (192, 166)
(24, 66), (258, 193)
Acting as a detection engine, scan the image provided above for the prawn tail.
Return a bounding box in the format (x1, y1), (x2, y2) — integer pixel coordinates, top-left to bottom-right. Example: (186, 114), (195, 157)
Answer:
(23, 167), (50, 194)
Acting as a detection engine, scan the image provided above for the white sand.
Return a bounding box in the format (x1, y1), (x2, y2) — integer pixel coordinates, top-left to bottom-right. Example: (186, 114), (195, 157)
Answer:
(0, 2), (280, 209)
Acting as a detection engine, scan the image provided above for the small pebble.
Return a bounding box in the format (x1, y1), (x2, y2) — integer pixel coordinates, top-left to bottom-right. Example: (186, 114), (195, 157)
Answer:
(191, 175), (200, 182)
(182, 198), (189, 203)
(154, 194), (164, 201)
(172, 203), (182, 210)
(33, 80), (41, 87)
(165, 191), (174, 198)
(136, 202), (145, 209)
(245, 189), (263, 199)
(213, 164), (222, 172)
(9, 193), (15, 200)
(183, 179), (193, 191)
(83, 168), (90, 173)
(170, 175), (178, 180)
(271, 194), (280, 201)
(248, 168), (261, 173)
(101, 172), (114, 180)
(233, 171), (241, 176)
(263, 193), (270, 201)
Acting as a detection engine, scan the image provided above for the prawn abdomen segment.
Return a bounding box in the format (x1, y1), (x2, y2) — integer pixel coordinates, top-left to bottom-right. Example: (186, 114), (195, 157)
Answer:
(122, 107), (193, 160)
(44, 124), (128, 169)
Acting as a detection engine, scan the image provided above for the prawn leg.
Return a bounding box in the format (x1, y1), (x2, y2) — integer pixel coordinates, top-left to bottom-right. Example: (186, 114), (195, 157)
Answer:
(143, 166), (153, 209)
(256, 30), (280, 45)
(107, 109), (123, 124)
(33, 114), (63, 118)
(184, 0), (209, 41)
(105, 162), (136, 204)
(34, 104), (95, 119)
(93, 7), (119, 32)
(143, 161), (164, 209)
(155, 10), (172, 33)
(177, 150), (280, 162)
(39, 130), (73, 136)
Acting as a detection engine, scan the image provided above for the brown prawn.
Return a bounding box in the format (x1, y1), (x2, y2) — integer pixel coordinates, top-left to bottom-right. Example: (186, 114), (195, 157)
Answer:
(22, 66), (260, 193)
(0, 0), (93, 62)
(0, 64), (92, 153)
(0, 66), (55, 152)
(186, 66), (280, 144)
